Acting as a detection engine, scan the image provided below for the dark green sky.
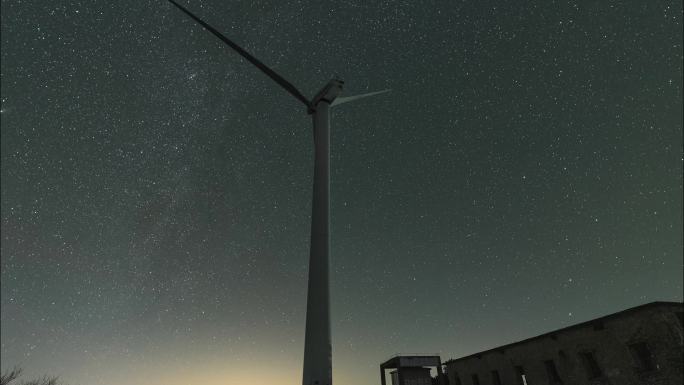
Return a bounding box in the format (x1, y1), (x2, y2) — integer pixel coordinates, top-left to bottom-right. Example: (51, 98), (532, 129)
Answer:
(1, 1), (682, 384)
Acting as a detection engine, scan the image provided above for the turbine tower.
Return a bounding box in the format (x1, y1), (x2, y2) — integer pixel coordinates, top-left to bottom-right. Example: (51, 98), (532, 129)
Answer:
(167, 2), (388, 384)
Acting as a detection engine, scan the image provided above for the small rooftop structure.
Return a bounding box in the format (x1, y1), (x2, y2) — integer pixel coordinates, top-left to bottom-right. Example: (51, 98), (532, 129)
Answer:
(380, 354), (444, 385)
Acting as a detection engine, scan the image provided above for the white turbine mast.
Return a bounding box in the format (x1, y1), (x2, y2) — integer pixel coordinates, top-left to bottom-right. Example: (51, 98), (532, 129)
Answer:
(166, 2), (389, 385)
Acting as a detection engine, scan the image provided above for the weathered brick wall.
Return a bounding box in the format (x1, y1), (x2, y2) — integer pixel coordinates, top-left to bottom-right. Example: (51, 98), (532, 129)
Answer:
(444, 303), (683, 385)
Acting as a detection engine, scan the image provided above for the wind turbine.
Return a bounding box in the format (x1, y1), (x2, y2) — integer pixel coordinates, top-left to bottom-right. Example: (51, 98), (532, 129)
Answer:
(166, 2), (389, 385)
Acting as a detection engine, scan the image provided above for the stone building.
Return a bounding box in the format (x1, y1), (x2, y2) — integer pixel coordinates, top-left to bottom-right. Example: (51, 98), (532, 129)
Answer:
(443, 301), (683, 385)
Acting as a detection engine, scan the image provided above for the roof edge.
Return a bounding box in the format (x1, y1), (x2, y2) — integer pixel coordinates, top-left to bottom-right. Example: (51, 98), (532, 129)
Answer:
(444, 301), (683, 364)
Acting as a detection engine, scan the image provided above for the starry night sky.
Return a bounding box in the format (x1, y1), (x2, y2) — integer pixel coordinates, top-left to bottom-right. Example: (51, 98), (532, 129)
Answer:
(1, 1), (682, 384)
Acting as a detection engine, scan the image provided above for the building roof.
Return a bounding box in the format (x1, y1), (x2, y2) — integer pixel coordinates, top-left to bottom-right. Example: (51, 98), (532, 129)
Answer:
(444, 301), (683, 365)
(381, 354), (442, 369)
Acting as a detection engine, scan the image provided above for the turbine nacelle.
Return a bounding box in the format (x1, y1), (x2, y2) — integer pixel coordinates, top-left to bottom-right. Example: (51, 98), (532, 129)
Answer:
(308, 79), (345, 114)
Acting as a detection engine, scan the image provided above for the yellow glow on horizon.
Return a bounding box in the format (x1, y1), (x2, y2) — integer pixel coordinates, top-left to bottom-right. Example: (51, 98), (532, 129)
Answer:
(129, 365), (359, 385)
(75, 353), (361, 385)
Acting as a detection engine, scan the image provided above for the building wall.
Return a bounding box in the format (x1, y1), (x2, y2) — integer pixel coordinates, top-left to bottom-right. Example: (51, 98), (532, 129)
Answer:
(391, 367), (432, 385)
(445, 303), (683, 385)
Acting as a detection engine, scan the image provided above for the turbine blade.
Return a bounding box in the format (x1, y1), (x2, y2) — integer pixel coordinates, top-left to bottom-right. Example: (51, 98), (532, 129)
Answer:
(330, 89), (391, 107)
(167, 0), (311, 109)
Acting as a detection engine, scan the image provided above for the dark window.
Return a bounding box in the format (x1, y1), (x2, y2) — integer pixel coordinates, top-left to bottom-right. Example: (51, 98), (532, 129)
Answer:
(514, 366), (526, 385)
(491, 370), (502, 385)
(629, 342), (656, 371)
(544, 359), (562, 382)
(676, 312), (683, 328)
(472, 374), (480, 385)
(579, 352), (602, 379)
(593, 320), (605, 330)
(452, 372), (462, 385)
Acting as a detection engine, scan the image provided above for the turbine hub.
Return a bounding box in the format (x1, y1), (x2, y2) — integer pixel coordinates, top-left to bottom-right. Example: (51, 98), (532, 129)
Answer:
(309, 79), (345, 114)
